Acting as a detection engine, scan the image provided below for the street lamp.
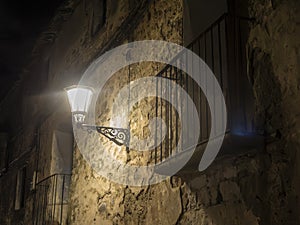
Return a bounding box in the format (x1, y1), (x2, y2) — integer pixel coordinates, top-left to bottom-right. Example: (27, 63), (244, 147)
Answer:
(65, 85), (130, 146)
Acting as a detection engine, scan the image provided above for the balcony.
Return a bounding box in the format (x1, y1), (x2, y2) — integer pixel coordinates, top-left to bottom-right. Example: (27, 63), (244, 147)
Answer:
(153, 14), (264, 175)
(33, 174), (71, 225)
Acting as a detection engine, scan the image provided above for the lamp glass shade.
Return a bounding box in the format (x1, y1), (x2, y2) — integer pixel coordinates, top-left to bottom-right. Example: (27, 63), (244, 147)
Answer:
(65, 86), (93, 122)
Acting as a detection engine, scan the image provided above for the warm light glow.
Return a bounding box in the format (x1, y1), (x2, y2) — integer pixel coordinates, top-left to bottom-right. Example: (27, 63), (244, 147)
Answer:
(65, 85), (93, 123)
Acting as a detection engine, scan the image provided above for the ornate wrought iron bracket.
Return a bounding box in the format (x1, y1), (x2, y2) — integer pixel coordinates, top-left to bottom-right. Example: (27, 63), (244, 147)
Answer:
(80, 124), (130, 146)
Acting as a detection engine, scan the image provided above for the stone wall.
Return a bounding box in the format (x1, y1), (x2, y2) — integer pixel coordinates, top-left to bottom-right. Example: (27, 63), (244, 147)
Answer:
(0, 0), (298, 224)
(68, 0), (299, 224)
(246, 0), (300, 223)
(68, 0), (185, 224)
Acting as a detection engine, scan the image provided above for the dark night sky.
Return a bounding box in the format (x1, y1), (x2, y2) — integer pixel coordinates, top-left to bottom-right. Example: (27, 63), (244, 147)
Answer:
(0, 0), (64, 100)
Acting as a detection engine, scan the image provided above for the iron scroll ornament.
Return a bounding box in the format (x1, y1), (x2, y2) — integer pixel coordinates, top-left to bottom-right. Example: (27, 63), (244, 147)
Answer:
(80, 124), (130, 146)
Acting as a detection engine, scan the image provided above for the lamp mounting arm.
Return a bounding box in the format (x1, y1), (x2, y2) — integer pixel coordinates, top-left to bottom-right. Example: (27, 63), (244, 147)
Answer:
(80, 124), (130, 146)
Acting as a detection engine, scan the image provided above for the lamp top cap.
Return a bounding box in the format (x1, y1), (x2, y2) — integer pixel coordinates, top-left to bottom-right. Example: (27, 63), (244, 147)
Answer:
(64, 85), (94, 93)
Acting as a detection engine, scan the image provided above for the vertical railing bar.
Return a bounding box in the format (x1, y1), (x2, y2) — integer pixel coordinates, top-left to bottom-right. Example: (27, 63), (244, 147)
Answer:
(45, 184), (49, 225)
(165, 70), (169, 159)
(198, 38), (202, 143)
(169, 66), (173, 156)
(34, 187), (38, 225)
(40, 186), (44, 225)
(211, 26), (216, 137)
(218, 21), (225, 132)
(190, 44), (196, 143)
(47, 179), (51, 222)
(238, 17), (247, 131)
(50, 176), (54, 222)
(42, 184), (46, 225)
(180, 54), (184, 152)
(39, 186), (42, 225)
(217, 22), (224, 90)
(166, 70), (168, 157)
(204, 32), (209, 140)
(40, 187), (44, 225)
(160, 72), (163, 162)
(233, 15), (238, 131)
(175, 63), (179, 154)
(155, 70), (158, 164)
(224, 15), (231, 131)
(234, 15), (239, 133)
(42, 184), (47, 225)
(185, 49), (189, 150)
(39, 187), (43, 225)
(127, 65), (131, 153)
(48, 179), (51, 222)
(53, 175), (58, 223)
(60, 175), (66, 224)
(50, 177), (54, 222)
(34, 188), (37, 225)
(35, 187), (39, 225)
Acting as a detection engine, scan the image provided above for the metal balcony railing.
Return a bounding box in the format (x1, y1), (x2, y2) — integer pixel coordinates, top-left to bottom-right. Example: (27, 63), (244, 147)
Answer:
(154, 13), (256, 165)
(33, 174), (71, 225)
